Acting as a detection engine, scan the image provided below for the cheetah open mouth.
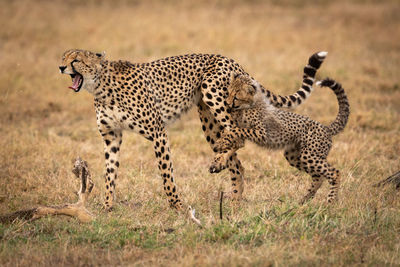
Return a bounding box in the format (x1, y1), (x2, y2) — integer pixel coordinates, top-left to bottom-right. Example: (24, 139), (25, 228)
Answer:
(69, 73), (83, 92)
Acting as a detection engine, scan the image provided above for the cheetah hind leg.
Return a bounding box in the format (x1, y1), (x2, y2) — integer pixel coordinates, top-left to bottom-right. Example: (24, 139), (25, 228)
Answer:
(300, 160), (340, 204)
(284, 147), (324, 204)
(300, 174), (324, 204)
(303, 160), (340, 203)
(326, 167), (340, 203)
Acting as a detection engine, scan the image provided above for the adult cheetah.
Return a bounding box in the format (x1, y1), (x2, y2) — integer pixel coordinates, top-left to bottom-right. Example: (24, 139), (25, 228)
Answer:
(210, 75), (350, 203)
(59, 49), (325, 211)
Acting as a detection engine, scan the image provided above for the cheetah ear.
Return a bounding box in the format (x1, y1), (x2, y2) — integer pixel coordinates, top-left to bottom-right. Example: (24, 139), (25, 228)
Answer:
(96, 51), (106, 59)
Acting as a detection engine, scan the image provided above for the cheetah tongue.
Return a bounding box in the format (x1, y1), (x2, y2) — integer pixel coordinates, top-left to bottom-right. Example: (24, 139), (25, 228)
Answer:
(69, 74), (82, 91)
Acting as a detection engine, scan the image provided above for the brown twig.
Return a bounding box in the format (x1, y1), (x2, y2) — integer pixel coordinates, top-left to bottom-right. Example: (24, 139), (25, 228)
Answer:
(1, 157), (204, 226)
(0, 157), (95, 224)
(373, 171), (400, 189)
(219, 191), (224, 220)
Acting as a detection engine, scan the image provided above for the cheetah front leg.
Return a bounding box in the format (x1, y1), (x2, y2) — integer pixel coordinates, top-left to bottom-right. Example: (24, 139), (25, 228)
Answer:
(100, 129), (123, 211)
(152, 126), (183, 210)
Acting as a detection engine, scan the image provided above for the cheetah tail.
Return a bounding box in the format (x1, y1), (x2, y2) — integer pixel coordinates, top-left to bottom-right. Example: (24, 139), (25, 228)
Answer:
(264, 51), (328, 109)
(316, 78), (350, 136)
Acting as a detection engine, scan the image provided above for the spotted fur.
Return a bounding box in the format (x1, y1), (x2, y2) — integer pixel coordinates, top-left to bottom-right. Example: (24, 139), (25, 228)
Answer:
(210, 76), (350, 203)
(59, 49), (322, 210)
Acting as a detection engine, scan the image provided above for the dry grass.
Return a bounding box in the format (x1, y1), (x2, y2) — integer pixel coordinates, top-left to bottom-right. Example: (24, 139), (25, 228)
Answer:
(1, 0), (400, 266)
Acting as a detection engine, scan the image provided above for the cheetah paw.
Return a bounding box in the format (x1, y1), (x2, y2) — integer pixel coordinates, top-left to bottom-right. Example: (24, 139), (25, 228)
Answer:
(103, 204), (114, 212)
(209, 165), (223, 173)
(209, 155), (228, 173)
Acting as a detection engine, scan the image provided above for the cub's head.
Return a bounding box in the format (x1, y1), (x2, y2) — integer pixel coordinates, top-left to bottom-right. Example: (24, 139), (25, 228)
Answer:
(59, 49), (105, 93)
(227, 73), (258, 110)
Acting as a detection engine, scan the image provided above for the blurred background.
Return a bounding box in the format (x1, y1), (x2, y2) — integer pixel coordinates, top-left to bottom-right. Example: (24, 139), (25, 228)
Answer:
(0, 0), (399, 265)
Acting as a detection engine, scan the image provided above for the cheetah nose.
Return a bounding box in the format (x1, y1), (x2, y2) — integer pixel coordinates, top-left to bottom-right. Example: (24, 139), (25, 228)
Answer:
(59, 66), (66, 73)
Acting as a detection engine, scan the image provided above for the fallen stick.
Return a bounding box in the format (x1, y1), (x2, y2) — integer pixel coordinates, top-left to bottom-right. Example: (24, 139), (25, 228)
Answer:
(0, 157), (94, 224)
(1, 157), (204, 227)
(373, 171), (400, 189)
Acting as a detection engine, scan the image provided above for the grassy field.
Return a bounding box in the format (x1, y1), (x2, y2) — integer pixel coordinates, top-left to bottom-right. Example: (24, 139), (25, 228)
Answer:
(1, 0), (400, 265)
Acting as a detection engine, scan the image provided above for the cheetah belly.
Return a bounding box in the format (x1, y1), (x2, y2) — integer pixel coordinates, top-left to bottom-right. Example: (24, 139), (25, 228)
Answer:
(155, 85), (202, 124)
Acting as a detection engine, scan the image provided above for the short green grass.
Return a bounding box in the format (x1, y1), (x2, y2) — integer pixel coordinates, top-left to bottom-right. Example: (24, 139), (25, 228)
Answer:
(2, 199), (399, 265)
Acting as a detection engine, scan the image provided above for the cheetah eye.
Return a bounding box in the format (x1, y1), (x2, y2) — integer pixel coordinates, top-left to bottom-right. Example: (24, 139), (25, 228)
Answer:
(71, 59), (80, 64)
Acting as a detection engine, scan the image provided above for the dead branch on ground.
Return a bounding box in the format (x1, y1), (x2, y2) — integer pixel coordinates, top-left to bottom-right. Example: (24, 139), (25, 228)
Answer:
(0, 157), (94, 224)
(1, 157), (204, 227)
(373, 171), (400, 189)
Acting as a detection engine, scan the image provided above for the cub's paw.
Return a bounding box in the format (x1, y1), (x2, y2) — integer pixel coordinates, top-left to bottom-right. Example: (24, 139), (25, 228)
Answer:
(209, 153), (228, 173)
(213, 138), (230, 153)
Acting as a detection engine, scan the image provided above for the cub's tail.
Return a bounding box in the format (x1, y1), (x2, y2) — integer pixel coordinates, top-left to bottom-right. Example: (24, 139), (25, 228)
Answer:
(264, 51), (328, 108)
(316, 78), (350, 136)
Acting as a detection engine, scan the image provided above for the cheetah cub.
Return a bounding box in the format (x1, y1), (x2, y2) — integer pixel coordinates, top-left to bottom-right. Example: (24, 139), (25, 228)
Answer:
(210, 75), (350, 203)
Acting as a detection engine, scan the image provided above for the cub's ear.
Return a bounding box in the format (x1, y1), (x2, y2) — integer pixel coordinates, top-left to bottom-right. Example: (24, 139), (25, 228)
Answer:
(230, 72), (240, 81)
(249, 87), (257, 96)
(96, 51), (106, 59)
(250, 80), (260, 93)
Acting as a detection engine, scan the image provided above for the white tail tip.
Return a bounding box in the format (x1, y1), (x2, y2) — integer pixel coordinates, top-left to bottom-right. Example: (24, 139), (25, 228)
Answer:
(316, 81), (322, 86)
(317, 51), (328, 57)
